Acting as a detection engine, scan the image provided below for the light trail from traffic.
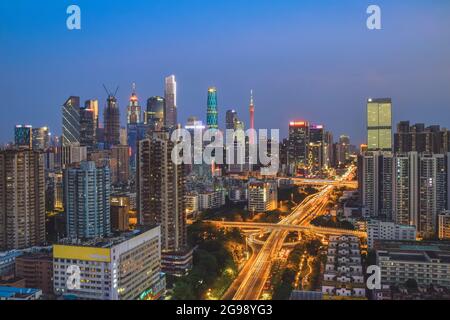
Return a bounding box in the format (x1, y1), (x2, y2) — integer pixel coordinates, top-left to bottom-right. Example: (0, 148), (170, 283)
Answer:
(227, 165), (358, 300)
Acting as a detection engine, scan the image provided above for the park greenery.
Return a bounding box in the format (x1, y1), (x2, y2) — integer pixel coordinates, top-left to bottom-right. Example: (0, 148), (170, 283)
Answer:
(170, 222), (244, 300)
(310, 215), (356, 230)
(271, 239), (324, 300)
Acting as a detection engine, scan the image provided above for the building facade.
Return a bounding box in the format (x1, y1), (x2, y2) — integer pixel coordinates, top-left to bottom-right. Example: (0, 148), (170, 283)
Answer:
(64, 161), (111, 240)
(53, 227), (164, 300)
(0, 149), (46, 251)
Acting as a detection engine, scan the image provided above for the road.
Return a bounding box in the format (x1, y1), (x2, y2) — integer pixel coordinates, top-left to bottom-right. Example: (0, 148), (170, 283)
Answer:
(206, 221), (366, 237)
(227, 165), (358, 300)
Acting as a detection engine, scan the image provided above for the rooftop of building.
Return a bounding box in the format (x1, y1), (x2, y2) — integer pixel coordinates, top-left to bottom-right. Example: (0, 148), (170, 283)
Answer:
(0, 286), (41, 299)
(376, 240), (450, 263)
(56, 226), (159, 249)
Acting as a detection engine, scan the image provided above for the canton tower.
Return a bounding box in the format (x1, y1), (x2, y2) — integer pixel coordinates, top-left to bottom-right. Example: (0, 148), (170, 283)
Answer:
(249, 90), (255, 144)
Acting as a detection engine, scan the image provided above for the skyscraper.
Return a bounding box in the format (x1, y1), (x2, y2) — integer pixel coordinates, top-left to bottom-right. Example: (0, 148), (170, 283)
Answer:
(226, 110), (238, 130)
(361, 151), (450, 238)
(127, 83), (142, 125)
(110, 145), (129, 185)
(62, 96), (81, 147)
(206, 87), (218, 129)
(137, 132), (192, 274)
(288, 121), (309, 171)
(32, 127), (50, 151)
(85, 99), (99, 129)
(367, 98), (392, 152)
(14, 125), (33, 149)
(64, 161), (111, 240)
(164, 75), (177, 129)
(104, 93), (121, 147)
(137, 132), (186, 251)
(360, 152), (394, 220)
(79, 106), (96, 149)
(0, 149), (46, 251)
(145, 96), (165, 131)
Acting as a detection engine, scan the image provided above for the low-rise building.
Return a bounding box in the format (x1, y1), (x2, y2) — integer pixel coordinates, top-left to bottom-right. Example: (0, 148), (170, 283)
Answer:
(367, 220), (416, 249)
(438, 211), (450, 240)
(185, 192), (199, 218)
(0, 251), (22, 277)
(15, 251), (53, 295)
(322, 235), (366, 298)
(375, 240), (450, 289)
(248, 181), (278, 213)
(0, 286), (42, 300)
(198, 190), (226, 211)
(53, 226), (165, 300)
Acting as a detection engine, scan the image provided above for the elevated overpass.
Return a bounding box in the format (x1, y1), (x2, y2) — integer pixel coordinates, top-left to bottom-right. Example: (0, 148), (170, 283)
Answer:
(205, 220), (366, 238)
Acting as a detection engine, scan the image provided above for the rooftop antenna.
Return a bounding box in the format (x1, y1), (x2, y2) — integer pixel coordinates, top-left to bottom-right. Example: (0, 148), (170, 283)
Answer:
(102, 84), (119, 98)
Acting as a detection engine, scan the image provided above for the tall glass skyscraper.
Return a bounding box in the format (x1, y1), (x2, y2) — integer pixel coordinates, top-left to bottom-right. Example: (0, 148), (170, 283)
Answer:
(62, 96), (81, 147)
(367, 98), (392, 151)
(206, 87), (218, 129)
(164, 75), (177, 129)
(146, 96), (165, 131)
(64, 161), (111, 240)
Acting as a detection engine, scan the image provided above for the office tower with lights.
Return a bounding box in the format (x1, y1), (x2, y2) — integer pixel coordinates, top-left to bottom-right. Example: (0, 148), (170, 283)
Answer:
(32, 127), (50, 151)
(85, 99), (99, 129)
(206, 87), (218, 129)
(14, 125), (33, 149)
(336, 135), (350, 165)
(226, 110), (238, 130)
(127, 84), (142, 125)
(308, 125), (324, 173)
(288, 121), (309, 172)
(104, 94), (121, 147)
(0, 149), (46, 251)
(367, 98), (392, 152)
(137, 132), (192, 275)
(64, 161), (111, 240)
(164, 75), (177, 129)
(62, 96), (81, 147)
(145, 96), (165, 131)
(323, 131), (334, 169)
(79, 106), (96, 149)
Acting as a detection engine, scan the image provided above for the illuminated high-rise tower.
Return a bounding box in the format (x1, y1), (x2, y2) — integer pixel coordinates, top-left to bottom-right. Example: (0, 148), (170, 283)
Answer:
(146, 96), (165, 131)
(249, 90), (255, 144)
(127, 83), (141, 125)
(367, 98), (392, 152)
(103, 88), (120, 148)
(62, 96), (81, 147)
(164, 75), (177, 129)
(206, 87), (218, 129)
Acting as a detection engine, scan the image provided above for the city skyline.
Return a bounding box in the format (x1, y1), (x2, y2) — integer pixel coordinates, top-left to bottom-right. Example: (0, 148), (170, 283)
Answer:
(2, 0), (450, 303)
(1, 0), (450, 144)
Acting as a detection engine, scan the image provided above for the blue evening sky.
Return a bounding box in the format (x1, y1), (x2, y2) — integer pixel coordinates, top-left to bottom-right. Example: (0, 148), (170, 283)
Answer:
(1, 0), (450, 144)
